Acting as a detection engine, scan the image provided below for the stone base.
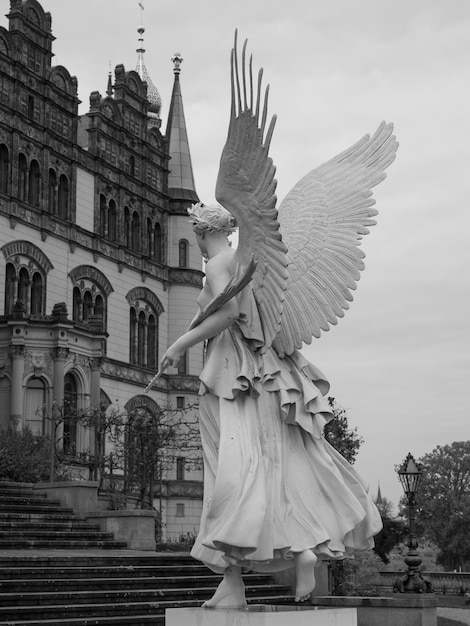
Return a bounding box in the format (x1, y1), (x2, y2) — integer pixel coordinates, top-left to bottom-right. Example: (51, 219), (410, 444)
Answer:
(85, 510), (157, 550)
(311, 596), (438, 626)
(166, 606), (357, 626)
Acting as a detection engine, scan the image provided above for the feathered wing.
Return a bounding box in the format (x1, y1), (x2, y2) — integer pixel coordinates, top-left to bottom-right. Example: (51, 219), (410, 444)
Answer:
(215, 31), (289, 352)
(273, 121), (399, 358)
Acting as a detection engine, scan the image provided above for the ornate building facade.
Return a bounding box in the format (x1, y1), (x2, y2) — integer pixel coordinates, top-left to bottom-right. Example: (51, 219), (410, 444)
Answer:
(0, 0), (203, 537)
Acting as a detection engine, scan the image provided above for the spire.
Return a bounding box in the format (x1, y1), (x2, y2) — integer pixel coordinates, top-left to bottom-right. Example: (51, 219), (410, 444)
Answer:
(106, 62), (113, 96)
(165, 53), (199, 205)
(376, 482), (383, 505)
(135, 4), (162, 128)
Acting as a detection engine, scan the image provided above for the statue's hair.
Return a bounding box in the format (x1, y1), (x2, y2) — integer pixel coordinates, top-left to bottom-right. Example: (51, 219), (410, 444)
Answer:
(188, 202), (238, 235)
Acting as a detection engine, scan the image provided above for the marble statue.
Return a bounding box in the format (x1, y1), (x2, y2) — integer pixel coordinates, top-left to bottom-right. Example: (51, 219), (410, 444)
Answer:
(147, 32), (398, 608)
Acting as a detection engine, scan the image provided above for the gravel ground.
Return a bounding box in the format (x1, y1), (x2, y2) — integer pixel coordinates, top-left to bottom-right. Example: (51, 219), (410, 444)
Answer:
(438, 608), (470, 625)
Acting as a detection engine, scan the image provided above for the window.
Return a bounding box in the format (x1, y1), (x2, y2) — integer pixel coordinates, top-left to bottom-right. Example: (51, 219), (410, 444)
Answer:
(70, 268), (110, 331)
(178, 239), (188, 268)
(176, 457), (185, 480)
(4, 263), (16, 316)
(176, 396), (185, 409)
(0, 144), (9, 193)
(30, 272), (43, 315)
(177, 351), (187, 375)
(24, 377), (46, 436)
(2, 244), (51, 317)
(99, 195), (106, 237)
(176, 503), (185, 517)
(154, 222), (162, 262)
(127, 288), (163, 368)
(131, 211), (140, 251)
(130, 306), (159, 368)
(108, 200), (117, 242)
(58, 175), (69, 219)
(28, 159), (40, 207)
(48, 168), (57, 213)
(18, 154), (27, 201)
(27, 95), (34, 120)
(124, 206), (131, 247)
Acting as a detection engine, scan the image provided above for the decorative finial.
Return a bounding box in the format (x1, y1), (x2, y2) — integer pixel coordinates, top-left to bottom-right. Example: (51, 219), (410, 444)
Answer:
(172, 52), (183, 75)
(106, 61), (113, 96)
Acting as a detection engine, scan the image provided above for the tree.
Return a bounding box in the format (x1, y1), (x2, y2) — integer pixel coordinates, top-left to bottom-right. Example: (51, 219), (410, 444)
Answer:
(323, 397), (366, 594)
(323, 397), (364, 464)
(372, 498), (408, 564)
(403, 441), (470, 571)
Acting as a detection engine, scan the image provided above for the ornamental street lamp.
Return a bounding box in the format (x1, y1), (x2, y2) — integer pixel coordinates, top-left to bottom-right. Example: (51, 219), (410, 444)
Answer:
(397, 452), (432, 593)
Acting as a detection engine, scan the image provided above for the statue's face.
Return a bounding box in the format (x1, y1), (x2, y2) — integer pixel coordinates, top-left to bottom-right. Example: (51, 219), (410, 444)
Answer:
(195, 231), (208, 258)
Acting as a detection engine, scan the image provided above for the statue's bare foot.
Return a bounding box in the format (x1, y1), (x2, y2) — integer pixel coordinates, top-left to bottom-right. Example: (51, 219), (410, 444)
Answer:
(202, 575), (247, 609)
(294, 550), (317, 602)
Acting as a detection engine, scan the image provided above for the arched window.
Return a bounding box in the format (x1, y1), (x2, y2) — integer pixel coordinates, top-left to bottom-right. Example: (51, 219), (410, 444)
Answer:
(108, 200), (117, 242)
(58, 174), (69, 219)
(147, 314), (157, 370)
(72, 286), (81, 322)
(69, 266), (111, 332)
(94, 294), (104, 323)
(129, 307), (137, 364)
(124, 206), (131, 248)
(27, 95), (34, 120)
(147, 218), (153, 257)
(18, 154), (27, 201)
(24, 377), (46, 436)
(178, 239), (188, 268)
(0, 144), (9, 193)
(131, 211), (140, 251)
(99, 195), (106, 237)
(28, 159), (40, 207)
(137, 310), (146, 365)
(30, 272), (43, 315)
(18, 267), (29, 310)
(4, 262), (16, 316)
(48, 168), (57, 213)
(82, 290), (93, 322)
(63, 373), (78, 455)
(128, 300), (161, 368)
(154, 222), (162, 262)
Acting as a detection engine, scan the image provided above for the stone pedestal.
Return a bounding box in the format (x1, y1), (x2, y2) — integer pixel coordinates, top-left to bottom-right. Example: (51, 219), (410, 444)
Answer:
(311, 596), (438, 626)
(85, 510), (157, 550)
(35, 481), (99, 515)
(166, 606), (357, 626)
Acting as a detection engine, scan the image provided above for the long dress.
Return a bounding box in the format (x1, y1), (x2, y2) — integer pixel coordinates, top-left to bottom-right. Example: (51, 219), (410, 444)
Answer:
(190, 284), (382, 574)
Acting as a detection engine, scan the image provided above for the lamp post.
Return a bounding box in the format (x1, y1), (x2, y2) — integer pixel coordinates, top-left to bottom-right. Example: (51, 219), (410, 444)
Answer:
(397, 452), (431, 593)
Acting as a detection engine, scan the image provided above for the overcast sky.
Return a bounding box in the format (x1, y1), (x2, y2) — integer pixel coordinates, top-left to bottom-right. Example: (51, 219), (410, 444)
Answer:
(21, 0), (469, 509)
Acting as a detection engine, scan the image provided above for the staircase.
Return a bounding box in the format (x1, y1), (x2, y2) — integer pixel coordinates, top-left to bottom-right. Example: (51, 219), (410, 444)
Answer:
(0, 482), (294, 625)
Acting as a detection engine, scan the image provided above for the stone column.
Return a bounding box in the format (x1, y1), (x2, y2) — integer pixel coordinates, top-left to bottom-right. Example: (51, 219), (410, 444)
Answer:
(10, 345), (25, 429)
(52, 347), (69, 407)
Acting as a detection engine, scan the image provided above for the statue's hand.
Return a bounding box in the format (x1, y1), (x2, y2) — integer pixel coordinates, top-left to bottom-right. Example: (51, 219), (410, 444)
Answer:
(160, 341), (184, 373)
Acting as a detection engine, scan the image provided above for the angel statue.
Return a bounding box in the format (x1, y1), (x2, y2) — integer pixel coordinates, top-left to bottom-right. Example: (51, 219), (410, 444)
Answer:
(149, 32), (398, 608)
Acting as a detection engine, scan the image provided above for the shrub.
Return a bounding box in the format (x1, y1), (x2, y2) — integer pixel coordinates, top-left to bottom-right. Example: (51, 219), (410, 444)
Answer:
(0, 428), (50, 483)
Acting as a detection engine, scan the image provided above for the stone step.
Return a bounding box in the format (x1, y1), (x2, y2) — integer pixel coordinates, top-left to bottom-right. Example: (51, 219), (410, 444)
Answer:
(0, 520), (99, 531)
(0, 615), (164, 626)
(0, 554), (197, 567)
(0, 563), (210, 580)
(0, 595), (293, 622)
(0, 539), (128, 549)
(0, 529), (112, 540)
(0, 572), (274, 591)
(0, 512), (77, 522)
(0, 503), (74, 514)
(1, 583), (292, 606)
